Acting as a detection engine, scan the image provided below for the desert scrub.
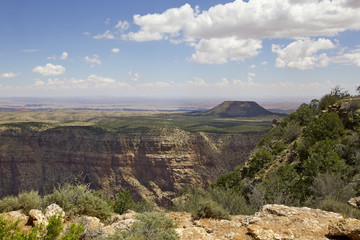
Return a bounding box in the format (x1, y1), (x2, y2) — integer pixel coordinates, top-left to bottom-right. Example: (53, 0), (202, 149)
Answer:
(0, 190), (43, 214)
(121, 212), (179, 240)
(191, 198), (230, 220)
(114, 190), (135, 214)
(44, 184), (112, 221)
(0, 214), (84, 240)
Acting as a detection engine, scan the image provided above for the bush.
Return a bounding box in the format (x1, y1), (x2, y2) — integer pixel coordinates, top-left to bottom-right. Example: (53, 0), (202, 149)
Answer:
(191, 198), (230, 220)
(0, 214), (84, 240)
(247, 149), (272, 177)
(310, 173), (354, 202)
(212, 170), (243, 193)
(18, 190), (43, 214)
(114, 190), (135, 215)
(44, 184), (112, 221)
(121, 212), (179, 240)
(133, 200), (155, 213)
(208, 188), (255, 215)
(283, 122), (302, 143)
(318, 198), (360, 219)
(0, 191), (43, 214)
(0, 195), (21, 213)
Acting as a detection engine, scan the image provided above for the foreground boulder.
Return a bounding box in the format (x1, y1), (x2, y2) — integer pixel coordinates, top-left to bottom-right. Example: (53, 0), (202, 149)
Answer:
(328, 219), (360, 240)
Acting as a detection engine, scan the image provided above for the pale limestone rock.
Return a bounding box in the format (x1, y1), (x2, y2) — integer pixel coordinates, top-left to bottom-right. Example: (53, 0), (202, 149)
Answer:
(328, 218), (360, 240)
(3, 210), (28, 226)
(349, 197), (360, 208)
(242, 204), (344, 240)
(28, 209), (47, 227)
(44, 203), (65, 221)
(74, 215), (104, 239)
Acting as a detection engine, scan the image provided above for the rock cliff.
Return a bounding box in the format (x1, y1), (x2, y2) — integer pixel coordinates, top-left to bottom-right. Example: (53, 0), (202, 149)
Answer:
(0, 126), (262, 203)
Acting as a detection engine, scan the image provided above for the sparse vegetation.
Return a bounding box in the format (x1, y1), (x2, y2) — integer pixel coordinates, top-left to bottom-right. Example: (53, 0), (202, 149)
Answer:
(211, 86), (360, 218)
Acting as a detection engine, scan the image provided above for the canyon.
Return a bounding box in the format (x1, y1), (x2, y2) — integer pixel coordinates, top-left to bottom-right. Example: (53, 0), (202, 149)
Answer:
(0, 125), (263, 204)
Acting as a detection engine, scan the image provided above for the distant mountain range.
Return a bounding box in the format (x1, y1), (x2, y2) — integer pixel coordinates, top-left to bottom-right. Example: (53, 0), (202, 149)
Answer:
(193, 101), (281, 117)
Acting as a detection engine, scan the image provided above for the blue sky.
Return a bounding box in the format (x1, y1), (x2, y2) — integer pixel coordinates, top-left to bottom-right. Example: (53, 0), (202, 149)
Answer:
(0, 0), (359, 99)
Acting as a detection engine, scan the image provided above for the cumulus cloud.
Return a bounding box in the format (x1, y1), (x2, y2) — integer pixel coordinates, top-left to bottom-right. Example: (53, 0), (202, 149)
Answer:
(187, 77), (207, 86)
(190, 37), (262, 64)
(33, 74), (128, 89)
(94, 30), (115, 39)
(124, 1), (360, 40)
(60, 52), (68, 60)
(111, 48), (120, 53)
(128, 71), (140, 82)
(0, 72), (21, 78)
(32, 63), (66, 76)
(84, 55), (102, 67)
(333, 49), (360, 67)
(122, 4), (194, 42)
(114, 20), (129, 30)
(272, 38), (335, 70)
(105, 18), (111, 25)
(117, 0), (360, 65)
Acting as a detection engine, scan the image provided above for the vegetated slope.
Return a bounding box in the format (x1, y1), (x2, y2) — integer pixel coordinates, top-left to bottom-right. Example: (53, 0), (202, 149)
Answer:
(200, 101), (277, 117)
(212, 87), (360, 218)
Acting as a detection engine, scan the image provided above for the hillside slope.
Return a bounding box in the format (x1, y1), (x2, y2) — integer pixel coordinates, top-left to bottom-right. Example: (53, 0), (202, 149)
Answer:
(211, 89), (360, 218)
(200, 101), (276, 117)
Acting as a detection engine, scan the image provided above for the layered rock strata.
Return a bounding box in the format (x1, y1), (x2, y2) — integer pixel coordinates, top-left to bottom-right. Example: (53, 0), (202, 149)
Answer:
(0, 126), (261, 203)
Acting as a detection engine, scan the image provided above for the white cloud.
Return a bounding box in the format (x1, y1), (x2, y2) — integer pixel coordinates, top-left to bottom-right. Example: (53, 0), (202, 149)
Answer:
(119, 0), (360, 64)
(137, 82), (170, 88)
(260, 61), (268, 66)
(32, 63), (66, 76)
(125, 1), (360, 41)
(84, 55), (102, 67)
(250, 64), (256, 69)
(114, 20), (129, 30)
(122, 4), (194, 42)
(0, 72), (21, 78)
(190, 37), (262, 64)
(22, 49), (40, 53)
(60, 52), (68, 60)
(332, 49), (360, 67)
(83, 32), (91, 36)
(187, 77), (207, 86)
(111, 48), (120, 53)
(128, 71), (140, 82)
(184, 0), (360, 39)
(47, 55), (57, 60)
(94, 30), (115, 40)
(215, 78), (229, 87)
(105, 18), (111, 25)
(33, 74), (127, 89)
(248, 72), (256, 81)
(272, 38), (335, 70)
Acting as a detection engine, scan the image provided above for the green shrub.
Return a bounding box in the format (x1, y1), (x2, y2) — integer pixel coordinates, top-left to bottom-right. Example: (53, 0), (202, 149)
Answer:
(45, 215), (63, 240)
(133, 200), (155, 213)
(247, 149), (272, 177)
(212, 170), (243, 193)
(121, 212), (179, 240)
(304, 112), (345, 143)
(208, 188), (255, 215)
(114, 190), (135, 215)
(61, 222), (84, 240)
(283, 121), (302, 142)
(18, 190), (43, 214)
(0, 195), (21, 213)
(191, 198), (230, 220)
(172, 187), (208, 213)
(44, 184), (112, 221)
(318, 198), (360, 219)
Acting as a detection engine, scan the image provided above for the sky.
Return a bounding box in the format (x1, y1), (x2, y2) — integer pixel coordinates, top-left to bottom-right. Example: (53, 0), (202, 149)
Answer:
(0, 0), (359, 100)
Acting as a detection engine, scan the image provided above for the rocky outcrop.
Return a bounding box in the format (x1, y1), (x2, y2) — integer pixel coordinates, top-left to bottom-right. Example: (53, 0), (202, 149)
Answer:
(0, 126), (262, 204)
(3, 204), (360, 239)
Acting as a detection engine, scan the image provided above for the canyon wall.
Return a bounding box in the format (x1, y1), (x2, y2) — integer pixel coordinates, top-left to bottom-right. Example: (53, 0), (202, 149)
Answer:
(0, 126), (262, 204)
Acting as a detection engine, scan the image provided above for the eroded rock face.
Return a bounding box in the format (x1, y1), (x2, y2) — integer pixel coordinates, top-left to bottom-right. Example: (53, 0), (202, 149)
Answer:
(242, 204), (344, 240)
(0, 127), (262, 203)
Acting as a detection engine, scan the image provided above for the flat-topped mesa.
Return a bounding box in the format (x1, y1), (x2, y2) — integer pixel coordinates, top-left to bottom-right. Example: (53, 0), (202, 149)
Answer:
(203, 101), (275, 117)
